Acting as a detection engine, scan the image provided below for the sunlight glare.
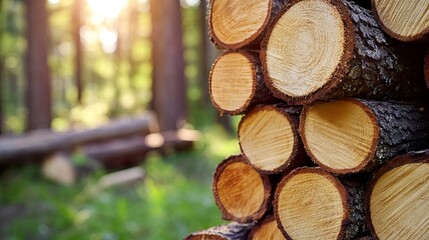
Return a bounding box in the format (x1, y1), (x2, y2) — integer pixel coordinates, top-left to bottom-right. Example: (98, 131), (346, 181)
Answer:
(99, 28), (118, 53)
(181, 0), (200, 7)
(87, 0), (127, 18)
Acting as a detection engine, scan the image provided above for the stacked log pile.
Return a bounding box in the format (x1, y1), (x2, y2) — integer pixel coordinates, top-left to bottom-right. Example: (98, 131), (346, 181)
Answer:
(186, 0), (429, 239)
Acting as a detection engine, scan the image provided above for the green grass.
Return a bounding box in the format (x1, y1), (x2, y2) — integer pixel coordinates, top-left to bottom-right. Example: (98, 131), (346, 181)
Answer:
(0, 126), (240, 239)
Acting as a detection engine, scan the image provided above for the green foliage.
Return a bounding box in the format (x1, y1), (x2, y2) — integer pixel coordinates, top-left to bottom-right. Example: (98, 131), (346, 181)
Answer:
(0, 126), (240, 239)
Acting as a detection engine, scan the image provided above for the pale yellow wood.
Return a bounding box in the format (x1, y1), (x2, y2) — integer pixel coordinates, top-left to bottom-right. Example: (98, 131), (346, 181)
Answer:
(370, 163), (429, 240)
(265, 0), (344, 97)
(211, 0), (270, 45)
(239, 108), (294, 171)
(211, 53), (254, 112)
(217, 162), (265, 218)
(42, 152), (75, 185)
(277, 172), (344, 240)
(303, 100), (376, 170)
(251, 218), (285, 240)
(374, 0), (429, 39)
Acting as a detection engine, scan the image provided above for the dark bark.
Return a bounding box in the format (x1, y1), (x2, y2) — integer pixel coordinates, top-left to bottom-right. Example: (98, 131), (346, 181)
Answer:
(185, 222), (254, 240)
(0, 115), (156, 164)
(25, 0), (52, 131)
(238, 104), (308, 174)
(425, 49), (429, 88)
(150, 0), (187, 130)
(261, 0), (425, 105)
(274, 167), (369, 240)
(209, 51), (278, 115)
(213, 155), (272, 223)
(366, 150), (429, 239)
(300, 98), (429, 174)
(72, 0), (83, 104)
(208, 0), (288, 50)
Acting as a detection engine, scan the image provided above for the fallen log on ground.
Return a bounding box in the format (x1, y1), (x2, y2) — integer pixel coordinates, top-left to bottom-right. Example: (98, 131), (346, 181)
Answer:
(0, 114), (157, 164)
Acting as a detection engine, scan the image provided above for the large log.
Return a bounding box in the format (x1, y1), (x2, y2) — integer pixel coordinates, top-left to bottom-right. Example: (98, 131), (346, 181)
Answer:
(366, 150), (429, 240)
(208, 0), (287, 50)
(213, 155), (272, 223)
(184, 222), (254, 240)
(300, 98), (429, 174)
(0, 114), (157, 163)
(274, 167), (368, 240)
(248, 215), (285, 240)
(371, 0), (429, 42)
(209, 51), (277, 115)
(238, 105), (308, 174)
(260, 0), (425, 105)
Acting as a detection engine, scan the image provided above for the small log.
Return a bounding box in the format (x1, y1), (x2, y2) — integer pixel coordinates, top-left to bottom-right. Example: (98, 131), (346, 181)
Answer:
(209, 51), (277, 115)
(208, 0), (287, 49)
(274, 167), (368, 240)
(300, 98), (429, 174)
(366, 150), (429, 240)
(371, 0), (429, 42)
(248, 215), (285, 240)
(261, 0), (425, 105)
(184, 222), (254, 240)
(213, 155), (272, 223)
(42, 152), (101, 185)
(238, 105), (307, 174)
(97, 166), (145, 189)
(0, 114), (157, 164)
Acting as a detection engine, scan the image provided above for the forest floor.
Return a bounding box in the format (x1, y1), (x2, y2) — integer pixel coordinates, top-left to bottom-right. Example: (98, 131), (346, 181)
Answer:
(0, 125), (239, 240)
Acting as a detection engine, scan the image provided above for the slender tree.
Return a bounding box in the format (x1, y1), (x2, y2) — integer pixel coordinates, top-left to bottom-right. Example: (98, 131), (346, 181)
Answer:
(150, 0), (187, 131)
(72, 0), (83, 104)
(25, 0), (52, 131)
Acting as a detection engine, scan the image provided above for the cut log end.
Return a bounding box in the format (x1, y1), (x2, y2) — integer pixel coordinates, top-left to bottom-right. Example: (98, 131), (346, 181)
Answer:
(210, 0), (272, 49)
(238, 105), (299, 173)
(185, 222), (254, 240)
(210, 52), (256, 115)
(248, 215), (285, 240)
(372, 0), (429, 42)
(301, 99), (378, 174)
(213, 155), (271, 223)
(261, 0), (353, 102)
(275, 168), (348, 240)
(368, 152), (429, 239)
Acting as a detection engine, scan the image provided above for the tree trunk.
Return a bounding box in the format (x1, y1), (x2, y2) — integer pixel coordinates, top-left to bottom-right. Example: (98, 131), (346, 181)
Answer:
(300, 98), (429, 174)
(274, 167), (368, 240)
(248, 215), (285, 240)
(185, 222), (254, 240)
(209, 51), (278, 115)
(366, 150), (429, 240)
(208, 0), (287, 50)
(72, 0), (83, 104)
(371, 0), (429, 42)
(213, 155), (272, 223)
(25, 0), (52, 131)
(0, 114), (157, 163)
(150, 0), (187, 131)
(238, 105), (308, 174)
(261, 0), (425, 105)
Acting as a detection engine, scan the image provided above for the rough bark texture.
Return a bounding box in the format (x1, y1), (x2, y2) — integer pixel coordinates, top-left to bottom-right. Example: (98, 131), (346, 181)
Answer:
(274, 167), (369, 240)
(209, 51), (278, 115)
(185, 222), (254, 240)
(360, 99), (429, 170)
(261, 0), (425, 105)
(365, 150), (429, 239)
(207, 0), (288, 50)
(150, 0), (187, 130)
(238, 104), (308, 174)
(25, 0), (52, 131)
(213, 155), (272, 223)
(300, 98), (429, 174)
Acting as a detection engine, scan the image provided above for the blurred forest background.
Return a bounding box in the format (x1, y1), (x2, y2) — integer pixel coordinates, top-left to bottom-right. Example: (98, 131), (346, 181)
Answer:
(0, 0), (240, 239)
